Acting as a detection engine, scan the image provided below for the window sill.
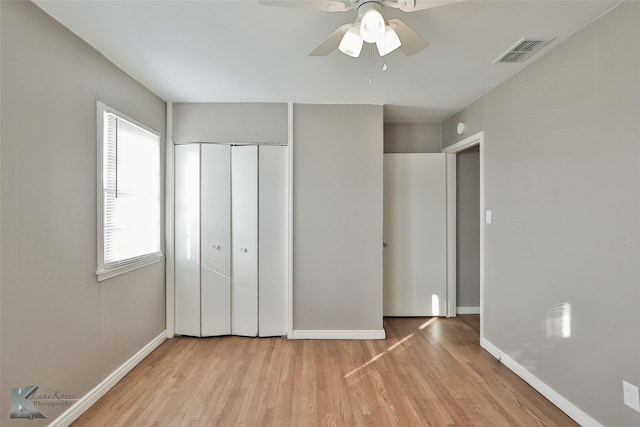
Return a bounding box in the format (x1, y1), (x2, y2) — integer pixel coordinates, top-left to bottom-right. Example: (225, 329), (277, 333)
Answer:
(97, 254), (164, 282)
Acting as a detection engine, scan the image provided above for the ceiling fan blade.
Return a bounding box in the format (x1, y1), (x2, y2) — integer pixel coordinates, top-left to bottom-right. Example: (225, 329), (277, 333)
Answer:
(410, 0), (464, 11)
(258, 0), (356, 12)
(382, 0), (464, 12)
(387, 18), (430, 56)
(309, 23), (351, 56)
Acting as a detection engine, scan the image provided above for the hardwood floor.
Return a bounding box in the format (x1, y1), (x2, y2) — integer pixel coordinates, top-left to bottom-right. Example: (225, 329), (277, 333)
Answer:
(73, 316), (577, 426)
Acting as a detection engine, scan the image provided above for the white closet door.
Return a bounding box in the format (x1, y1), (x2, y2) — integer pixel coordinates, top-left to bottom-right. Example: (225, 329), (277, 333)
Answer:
(383, 153), (447, 316)
(258, 146), (287, 337)
(175, 144), (201, 336)
(201, 144), (231, 336)
(231, 146), (258, 336)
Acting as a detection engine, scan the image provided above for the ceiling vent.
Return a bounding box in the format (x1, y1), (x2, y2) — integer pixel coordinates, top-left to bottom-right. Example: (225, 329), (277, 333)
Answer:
(494, 38), (553, 64)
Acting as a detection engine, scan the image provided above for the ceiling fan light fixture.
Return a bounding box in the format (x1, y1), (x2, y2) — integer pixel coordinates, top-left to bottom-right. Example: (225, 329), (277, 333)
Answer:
(376, 25), (401, 56)
(338, 25), (363, 57)
(360, 8), (385, 43)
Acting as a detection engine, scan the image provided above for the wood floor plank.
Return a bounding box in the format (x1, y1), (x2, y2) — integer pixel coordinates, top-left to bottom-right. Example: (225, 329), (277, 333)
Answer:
(72, 316), (578, 427)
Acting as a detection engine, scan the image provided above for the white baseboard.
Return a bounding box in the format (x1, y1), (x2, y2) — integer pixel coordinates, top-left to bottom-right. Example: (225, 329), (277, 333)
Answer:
(480, 337), (603, 427)
(290, 329), (386, 340)
(456, 306), (480, 315)
(50, 330), (167, 427)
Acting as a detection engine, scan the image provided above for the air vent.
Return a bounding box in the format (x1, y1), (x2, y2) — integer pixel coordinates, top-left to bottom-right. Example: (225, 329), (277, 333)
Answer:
(494, 38), (553, 64)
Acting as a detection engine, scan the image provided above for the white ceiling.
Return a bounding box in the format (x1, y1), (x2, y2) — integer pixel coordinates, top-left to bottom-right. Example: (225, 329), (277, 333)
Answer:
(33, 0), (620, 123)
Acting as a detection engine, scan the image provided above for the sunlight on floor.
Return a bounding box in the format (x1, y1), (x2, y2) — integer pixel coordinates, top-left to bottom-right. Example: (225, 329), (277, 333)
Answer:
(344, 318), (439, 379)
(419, 318), (437, 330)
(386, 333), (415, 352)
(344, 333), (415, 378)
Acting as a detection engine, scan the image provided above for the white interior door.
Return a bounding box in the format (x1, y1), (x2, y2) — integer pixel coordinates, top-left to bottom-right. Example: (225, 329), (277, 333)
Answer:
(175, 144), (201, 336)
(384, 153), (447, 316)
(258, 145), (287, 336)
(201, 144), (231, 336)
(231, 146), (258, 336)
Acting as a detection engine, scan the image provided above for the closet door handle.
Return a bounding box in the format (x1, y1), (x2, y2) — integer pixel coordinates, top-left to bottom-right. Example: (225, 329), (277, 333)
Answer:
(240, 248), (248, 253)
(212, 244), (221, 250)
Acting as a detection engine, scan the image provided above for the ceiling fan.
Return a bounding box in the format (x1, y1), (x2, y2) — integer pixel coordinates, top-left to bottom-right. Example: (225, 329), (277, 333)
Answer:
(259, 0), (462, 58)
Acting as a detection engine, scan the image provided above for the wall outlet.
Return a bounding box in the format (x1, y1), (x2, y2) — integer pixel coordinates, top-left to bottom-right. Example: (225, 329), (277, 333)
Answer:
(623, 381), (640, 412)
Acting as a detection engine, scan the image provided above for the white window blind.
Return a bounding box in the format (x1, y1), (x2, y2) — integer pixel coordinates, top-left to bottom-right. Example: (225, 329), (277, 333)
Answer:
(98, 102), (162, 280)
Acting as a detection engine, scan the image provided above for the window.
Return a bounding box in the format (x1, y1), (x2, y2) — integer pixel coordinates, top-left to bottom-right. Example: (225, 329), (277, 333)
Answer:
(97, 102), (162, 281)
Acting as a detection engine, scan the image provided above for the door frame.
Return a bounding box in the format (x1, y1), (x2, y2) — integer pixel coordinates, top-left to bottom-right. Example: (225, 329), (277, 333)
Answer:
(442, 131), (485, 337)
(166, 102), (175, 338)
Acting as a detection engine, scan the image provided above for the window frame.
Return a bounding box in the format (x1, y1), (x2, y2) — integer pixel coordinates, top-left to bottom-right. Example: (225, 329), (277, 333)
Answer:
(96, 101), (163, 281)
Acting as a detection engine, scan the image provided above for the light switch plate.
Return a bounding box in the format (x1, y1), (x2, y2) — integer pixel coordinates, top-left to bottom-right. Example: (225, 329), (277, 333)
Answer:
(486, 210), (492, 224)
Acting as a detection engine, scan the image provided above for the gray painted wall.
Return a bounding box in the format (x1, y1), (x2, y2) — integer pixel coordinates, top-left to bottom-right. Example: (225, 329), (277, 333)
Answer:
(0, 3), (166, 425)
(173, 102), (288, 144)
(456, 146), (480, 308)
(446, 2), (640, 425)
(384, 123), (442, 153)
(293, 104), (383, 331)
(442, 97), (485, 148)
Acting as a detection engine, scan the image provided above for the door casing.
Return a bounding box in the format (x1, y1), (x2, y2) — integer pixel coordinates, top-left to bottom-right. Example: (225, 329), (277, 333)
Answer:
(442, 131), (485, 338)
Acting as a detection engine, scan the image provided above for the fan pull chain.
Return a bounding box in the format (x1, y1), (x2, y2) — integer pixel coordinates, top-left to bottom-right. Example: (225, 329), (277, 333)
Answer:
(369, 43), (373, 86)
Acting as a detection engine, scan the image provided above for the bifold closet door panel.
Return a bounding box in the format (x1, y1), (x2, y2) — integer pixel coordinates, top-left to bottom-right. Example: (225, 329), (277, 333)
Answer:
(231, 145), (258, 336)
(201, 144), (232, 336)
(175, 144), (202, 337)
(258, 146), (288, 337)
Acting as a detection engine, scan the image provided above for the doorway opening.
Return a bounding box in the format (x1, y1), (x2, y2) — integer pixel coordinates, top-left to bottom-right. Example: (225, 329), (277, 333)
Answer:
(443, 132), (485, 338)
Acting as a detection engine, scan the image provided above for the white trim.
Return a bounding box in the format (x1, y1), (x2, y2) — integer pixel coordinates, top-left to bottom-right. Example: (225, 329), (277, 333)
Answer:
(480, 337), (604, 427)
(97, 255), (162, 282)
(442, 132), (484, 154)
(290, 330), (386, 340)
(165, 102), (175, 338)
(287, 102), (294, 338)
(442, 131), (485, 338)
(479, 136), (485, 338)
(456, 306), (480, 315)
(49, 331), (166, 427)
(445, 153), (457, 317)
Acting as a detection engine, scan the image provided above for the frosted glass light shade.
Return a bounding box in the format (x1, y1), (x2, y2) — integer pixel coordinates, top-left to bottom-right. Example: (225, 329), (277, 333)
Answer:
(360, 9), (385, 43)
(376, 25), (401, 56)
(339, 26), (363, 57)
